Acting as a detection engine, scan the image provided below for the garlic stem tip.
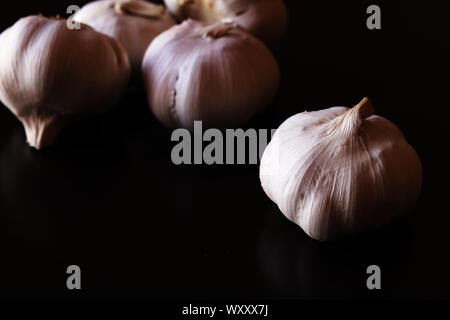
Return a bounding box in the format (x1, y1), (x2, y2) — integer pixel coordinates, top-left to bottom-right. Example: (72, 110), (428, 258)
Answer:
(204, 22), (237, 39)
(354, 97), (375, 119)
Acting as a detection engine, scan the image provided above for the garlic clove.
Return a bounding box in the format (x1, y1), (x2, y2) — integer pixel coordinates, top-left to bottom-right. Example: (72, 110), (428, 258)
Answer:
(0, 15), (130, 149)
(142, 19), (280, 129)
(260, 98), (423, 241)
(164, 0), (288, 44)
(74, 0), (176, 75)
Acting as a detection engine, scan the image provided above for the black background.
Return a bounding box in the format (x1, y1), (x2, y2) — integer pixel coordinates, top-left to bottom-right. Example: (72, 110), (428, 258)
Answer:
(0, 0), (449, 300)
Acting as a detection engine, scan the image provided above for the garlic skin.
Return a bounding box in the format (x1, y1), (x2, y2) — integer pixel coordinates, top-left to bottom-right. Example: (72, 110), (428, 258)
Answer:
(142, 19), (280, 129)
(164, 0), (287, 44)
(0, 15), (130, 149)
(74, 0), (175, 73)
(260, 98), (423, 241)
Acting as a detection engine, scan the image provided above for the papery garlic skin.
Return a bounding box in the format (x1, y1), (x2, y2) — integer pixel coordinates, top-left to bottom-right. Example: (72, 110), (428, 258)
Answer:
(164, 0), (287, 44)
(142, 19), (280, 129)
(0, 15), (130, 149)
(74, 0), (175, 73)
(260, 98), (423, 241)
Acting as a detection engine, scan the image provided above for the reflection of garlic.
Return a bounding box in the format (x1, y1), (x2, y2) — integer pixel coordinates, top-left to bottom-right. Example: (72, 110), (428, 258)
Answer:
(260, 98), (423, 241)
(74, 0), (175, 73)
(0, 15), (130, 149)
(164, 0), (287, 44)
(142, 19), (280, 129)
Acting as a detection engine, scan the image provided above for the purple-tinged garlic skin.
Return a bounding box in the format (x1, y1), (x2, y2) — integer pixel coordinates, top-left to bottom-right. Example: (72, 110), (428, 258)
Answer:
(260, 98), (423, 241)
(142, 19), (280, 129)
(74, 0), (175, 74)
(0, 15), (130, 149)
(164, 0), (288, 44)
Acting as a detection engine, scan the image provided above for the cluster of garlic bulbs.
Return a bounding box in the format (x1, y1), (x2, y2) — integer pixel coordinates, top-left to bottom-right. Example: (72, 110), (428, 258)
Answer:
(260, 98), (423, 241)
(74, 0), (175, 74)
(0, 15), (130, 149)
(142, 19), (280, 129)
(164, 0), (288, 43)
(0, 1), (282, 147)
(0, 3), (423, 241)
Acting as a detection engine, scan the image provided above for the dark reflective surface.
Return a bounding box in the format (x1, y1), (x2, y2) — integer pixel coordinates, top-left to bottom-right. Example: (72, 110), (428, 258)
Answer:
(0, 1), (449, 299)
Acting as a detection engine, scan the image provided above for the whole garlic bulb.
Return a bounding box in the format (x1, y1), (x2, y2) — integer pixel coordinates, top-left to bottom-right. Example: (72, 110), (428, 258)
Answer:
(164, 0), (288, 44)
(0, 15), (130, 149)
(142, 19), (280, 129)
(74, 0), (175, 73)
(260, 98), (423, 241)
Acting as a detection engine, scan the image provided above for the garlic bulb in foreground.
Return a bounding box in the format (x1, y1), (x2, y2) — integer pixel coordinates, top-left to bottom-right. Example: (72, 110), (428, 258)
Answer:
(0, 15), (130, 149)
(164, 0), (287, 44)
(142, 19), (280, 129)
(260, 98), (423, 241)
(74, 0), (175, 73)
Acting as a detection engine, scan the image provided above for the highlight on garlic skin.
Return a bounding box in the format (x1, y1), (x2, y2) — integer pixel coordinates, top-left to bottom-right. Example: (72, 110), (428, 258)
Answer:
(142, 19), (280, 129)
(0, 15), (130, 150)
(260, 98), (423, 241)
(164, 0), (288, 44)
(74, 0), (175, 73)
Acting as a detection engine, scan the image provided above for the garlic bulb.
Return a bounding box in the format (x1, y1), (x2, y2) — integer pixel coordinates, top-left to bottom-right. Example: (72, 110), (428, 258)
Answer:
(0, 15), (130, 149)
(260, 98), (423, 241)
(164, 0), (287, 44)
(74, 0), (175, 73)
(142, 19), (280, 129)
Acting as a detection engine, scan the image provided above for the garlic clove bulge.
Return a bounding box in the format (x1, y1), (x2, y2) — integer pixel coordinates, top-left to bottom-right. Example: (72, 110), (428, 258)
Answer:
(164, 0), (288, 44)
(0, 15), (130, 150)
(74, 0), (175, 74)
(141, 19), (280, 129)
(114, 0), (166, 18)
(260, 98), (423, 241)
